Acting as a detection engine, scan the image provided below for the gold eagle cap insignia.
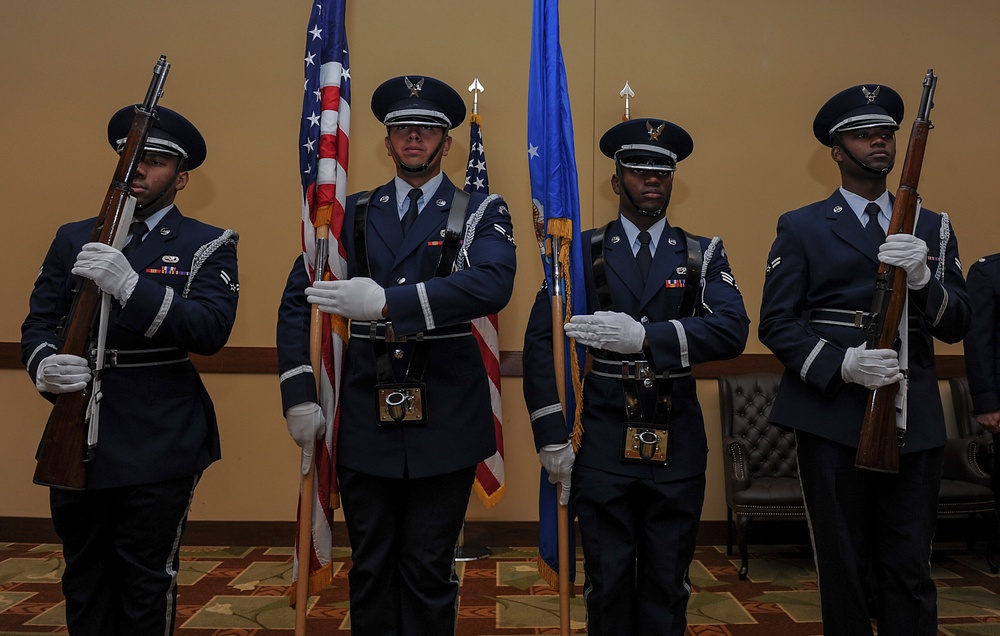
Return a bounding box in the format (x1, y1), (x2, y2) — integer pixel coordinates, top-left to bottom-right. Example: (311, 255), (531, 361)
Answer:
(404, 76), (424, 97)
(647, 121), (665, 141)
(862, 85), (880, 104)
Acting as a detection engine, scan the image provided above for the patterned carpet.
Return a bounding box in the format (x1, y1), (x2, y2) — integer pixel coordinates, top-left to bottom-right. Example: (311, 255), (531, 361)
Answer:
(2, 540), (1000, 635)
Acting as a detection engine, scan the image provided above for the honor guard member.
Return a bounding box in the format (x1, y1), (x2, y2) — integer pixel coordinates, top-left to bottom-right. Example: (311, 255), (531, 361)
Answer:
(966, 254), (1000, 436)
(962, 253), (1000, 534)
(759, 83), (969, 635)
(276, 75), (516, 635)
(21, 106), (240, 635)
(523, 118), (749, 635)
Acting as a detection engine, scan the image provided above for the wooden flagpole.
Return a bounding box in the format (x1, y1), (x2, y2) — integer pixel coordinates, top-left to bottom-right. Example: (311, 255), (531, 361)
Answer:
(548, 234), (572, 636)
(295, 222), (331, 634)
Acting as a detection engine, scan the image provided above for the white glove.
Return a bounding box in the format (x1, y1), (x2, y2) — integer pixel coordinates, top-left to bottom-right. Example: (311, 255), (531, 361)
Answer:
(539, 441), (575, 506)
(564, 311), (646, 353)
(285, 402), (326, 475)
(72, 242), (139, 302)
(35, 354), (91, 394)
(306, 277), (386, 320)
(841, 343), (903, 389)
(878, 234), (931, 290)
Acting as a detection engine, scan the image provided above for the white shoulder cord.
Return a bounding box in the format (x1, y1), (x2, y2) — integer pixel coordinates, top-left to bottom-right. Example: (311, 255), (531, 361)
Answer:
(698, 236), (720, 315)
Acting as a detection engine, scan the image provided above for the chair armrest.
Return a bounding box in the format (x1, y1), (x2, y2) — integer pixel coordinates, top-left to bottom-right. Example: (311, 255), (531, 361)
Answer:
(942, 437), (991, 488)
(723, 436), (753, 494)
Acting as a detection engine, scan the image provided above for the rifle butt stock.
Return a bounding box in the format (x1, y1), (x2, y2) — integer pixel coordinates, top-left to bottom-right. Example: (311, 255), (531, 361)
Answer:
(855, 384), (900, 472)
(33, 389), (90, 490)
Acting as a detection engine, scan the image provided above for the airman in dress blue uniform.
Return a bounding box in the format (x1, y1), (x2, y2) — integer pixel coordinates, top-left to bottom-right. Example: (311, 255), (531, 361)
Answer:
(276, 75), (516, 635)
(21, 105), (240, 635)
(759, 83), (969, 635)
(963, 253), (1000, 551)
(522, 117), (749, 635)
(966, 254), (1000, 435)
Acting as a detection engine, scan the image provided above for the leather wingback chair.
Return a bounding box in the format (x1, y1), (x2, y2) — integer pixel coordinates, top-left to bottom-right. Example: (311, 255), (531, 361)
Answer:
(949, 377), (995, 474)
(718, 373), (805, 580)
(947, 377), (997, 573)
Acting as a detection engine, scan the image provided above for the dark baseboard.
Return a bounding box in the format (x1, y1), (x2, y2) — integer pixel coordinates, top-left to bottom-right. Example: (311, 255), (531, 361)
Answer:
(0, 516), (985, 549)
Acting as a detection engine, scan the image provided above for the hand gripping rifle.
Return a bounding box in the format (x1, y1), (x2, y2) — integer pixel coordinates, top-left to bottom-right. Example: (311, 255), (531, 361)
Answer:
(855, 69), (938, 473)
(33, 56), (170, 490)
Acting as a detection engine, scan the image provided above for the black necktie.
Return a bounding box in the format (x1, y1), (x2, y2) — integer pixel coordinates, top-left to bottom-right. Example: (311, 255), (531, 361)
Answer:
(401, 188), (422, 235)
(636, 230), (653, 280)
(121, 221), (148, 262)
(864, 202), (885, 246)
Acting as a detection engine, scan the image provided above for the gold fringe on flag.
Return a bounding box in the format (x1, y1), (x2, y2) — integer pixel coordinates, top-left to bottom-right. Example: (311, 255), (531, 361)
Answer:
(287, 561), (334, 608)
(473, 481), (506, 509)
(537, 554), (560, 590)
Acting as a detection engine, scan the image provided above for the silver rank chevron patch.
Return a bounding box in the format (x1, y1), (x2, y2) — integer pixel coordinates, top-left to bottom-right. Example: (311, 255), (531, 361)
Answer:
(765, 256), (781, 276)
(220, 270), (239, 294)
(494, 223), (515, 245)
(721, 271), (739, 290)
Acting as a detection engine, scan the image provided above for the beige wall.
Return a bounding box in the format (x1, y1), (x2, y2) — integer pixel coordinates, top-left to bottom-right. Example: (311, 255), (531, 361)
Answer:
(0, 1), (995, 523)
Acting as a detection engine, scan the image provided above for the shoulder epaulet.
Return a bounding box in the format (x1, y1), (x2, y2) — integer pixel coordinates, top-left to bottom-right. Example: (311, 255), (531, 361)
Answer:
(975, 253), (1000, 266)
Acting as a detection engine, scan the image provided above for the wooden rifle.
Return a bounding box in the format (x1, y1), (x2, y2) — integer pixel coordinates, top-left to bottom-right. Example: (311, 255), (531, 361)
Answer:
(33, 56), (170, 489)
(855, 69), (938, 473)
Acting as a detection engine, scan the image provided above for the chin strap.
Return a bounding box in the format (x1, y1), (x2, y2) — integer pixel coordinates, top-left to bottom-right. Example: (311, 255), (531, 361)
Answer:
(616, 163), (668, 218)
(134, 161), (185, 211)
(831, 132), (895, 177)
(388, 128), (449, 174)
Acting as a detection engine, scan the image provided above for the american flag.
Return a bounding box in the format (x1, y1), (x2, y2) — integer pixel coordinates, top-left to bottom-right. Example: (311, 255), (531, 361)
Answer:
(292, 0), (350, 602)
(465, 112), (504, 508)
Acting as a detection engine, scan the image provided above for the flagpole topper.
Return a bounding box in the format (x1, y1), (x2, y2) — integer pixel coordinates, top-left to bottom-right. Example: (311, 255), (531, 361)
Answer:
(468, 76), (485, 115)
(620, 81), (634, 121)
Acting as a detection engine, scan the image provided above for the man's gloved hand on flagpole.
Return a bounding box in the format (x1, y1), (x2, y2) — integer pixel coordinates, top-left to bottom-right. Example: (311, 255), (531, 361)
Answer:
(285, 402), (326, 475)
(539, 440), (575, 506)
(306, 277), (387, 321)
